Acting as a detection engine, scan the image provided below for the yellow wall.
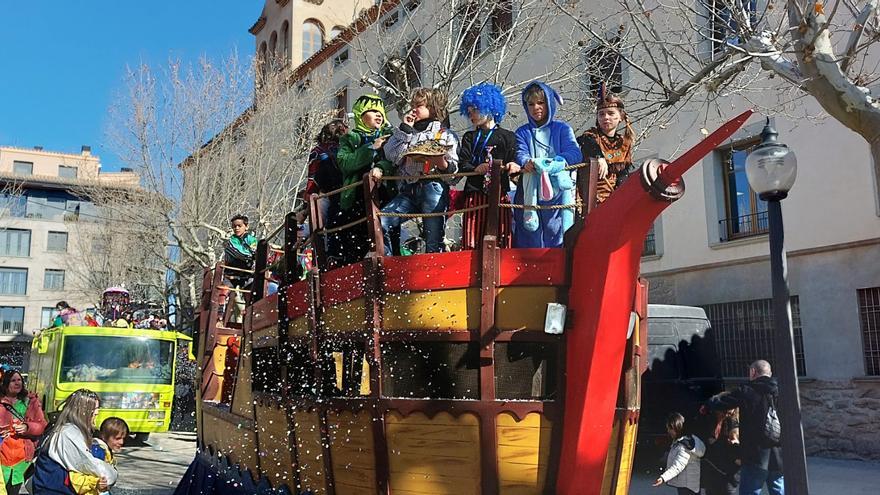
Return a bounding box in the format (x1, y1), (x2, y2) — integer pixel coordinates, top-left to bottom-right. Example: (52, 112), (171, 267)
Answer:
(496, 413), (552, 495)
(289, 315), (309, 338)
(383, 288), (480, 332)
(322, 298), (367, 333)
(293, 409), (328, 494)
(202, 412), (258, 474)
(255, 403), (296, 493)
(385, 411), (481, 495)
(495, 287), (560, 332)
(328, 410), (377, 494)
(231, 337), (254, 419)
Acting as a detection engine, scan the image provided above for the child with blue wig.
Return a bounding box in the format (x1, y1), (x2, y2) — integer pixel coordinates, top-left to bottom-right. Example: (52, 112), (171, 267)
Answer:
(457, 83), (520, 249)
(513, 81), (583, 248)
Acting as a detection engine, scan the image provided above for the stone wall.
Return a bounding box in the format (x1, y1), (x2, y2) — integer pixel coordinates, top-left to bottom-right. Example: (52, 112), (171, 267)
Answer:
(800, 379), (880, 461)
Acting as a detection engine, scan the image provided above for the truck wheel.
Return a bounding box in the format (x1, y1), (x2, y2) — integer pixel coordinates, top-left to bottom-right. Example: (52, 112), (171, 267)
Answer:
(133, 432), (150, 443)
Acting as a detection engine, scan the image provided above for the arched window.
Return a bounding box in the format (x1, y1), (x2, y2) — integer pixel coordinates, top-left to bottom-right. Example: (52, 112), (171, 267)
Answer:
(330, 25), (345, 39)
(281, 21), (290, 63)
(269, 31), (278, 69)
(302, 20), (324, 60)
(258, 41), (268, 79)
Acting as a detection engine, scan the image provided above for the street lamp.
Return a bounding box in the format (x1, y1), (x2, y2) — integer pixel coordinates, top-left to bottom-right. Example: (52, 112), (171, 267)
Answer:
(745, 117), (809, 493)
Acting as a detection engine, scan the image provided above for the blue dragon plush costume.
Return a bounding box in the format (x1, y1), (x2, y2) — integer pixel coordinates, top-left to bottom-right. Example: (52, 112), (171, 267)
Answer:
(513, 81), (583, 248)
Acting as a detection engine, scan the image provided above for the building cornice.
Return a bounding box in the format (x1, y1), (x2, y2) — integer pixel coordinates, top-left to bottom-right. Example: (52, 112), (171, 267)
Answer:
(0, 145), (100, 161)
(250, 16), (267, 35)
(0, 171), (141, 192)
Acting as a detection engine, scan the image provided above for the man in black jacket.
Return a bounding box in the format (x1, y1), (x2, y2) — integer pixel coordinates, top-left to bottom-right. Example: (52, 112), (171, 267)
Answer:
(705, 359), (784, 495)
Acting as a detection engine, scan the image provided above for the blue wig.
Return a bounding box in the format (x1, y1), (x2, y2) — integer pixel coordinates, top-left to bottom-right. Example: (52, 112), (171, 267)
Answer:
(459, 83), (507, 123)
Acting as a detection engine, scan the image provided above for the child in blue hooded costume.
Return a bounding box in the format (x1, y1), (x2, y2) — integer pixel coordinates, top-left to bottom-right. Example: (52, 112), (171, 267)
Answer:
(513, 82), (583, 248)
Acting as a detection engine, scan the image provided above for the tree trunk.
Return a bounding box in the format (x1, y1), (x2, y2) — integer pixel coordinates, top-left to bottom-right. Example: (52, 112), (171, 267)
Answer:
(786, 3), (880, 208)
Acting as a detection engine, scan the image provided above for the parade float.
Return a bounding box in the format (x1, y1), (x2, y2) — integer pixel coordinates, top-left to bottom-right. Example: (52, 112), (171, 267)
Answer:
(177, 110), (754, 495)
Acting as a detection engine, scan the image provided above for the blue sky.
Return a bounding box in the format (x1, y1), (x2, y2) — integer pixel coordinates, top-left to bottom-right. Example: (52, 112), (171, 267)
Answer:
(0, 1), (259, 171)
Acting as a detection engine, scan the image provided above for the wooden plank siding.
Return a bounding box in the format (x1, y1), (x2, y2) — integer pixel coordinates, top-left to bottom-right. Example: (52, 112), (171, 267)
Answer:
(293, 409), (329, 494)
(254, 402), (296, 493)
(328, 410), (377, 494)
(385, 411), (482, 494)
(496, 413), (553, 494)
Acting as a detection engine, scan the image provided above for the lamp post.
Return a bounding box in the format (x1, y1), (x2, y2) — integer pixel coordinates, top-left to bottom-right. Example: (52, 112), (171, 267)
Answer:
(745, 117), (809, 493)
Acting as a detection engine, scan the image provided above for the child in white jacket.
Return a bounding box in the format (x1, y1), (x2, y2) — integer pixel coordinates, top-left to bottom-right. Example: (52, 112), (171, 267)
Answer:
(653, 412), (706, 494)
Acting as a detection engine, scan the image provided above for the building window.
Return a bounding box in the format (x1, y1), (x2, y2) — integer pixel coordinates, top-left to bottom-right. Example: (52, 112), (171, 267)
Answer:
(0, 307), (24, 335)
(281, 21), (290, 62)
(333, 49), (350, 67)
(302, 20), (324, 60)
(405, 39), (422, 88)
(41, 307), (57, 329)
(0, 229), (31, 257)
(47, 231), (69, 252)
(858, 287), (880, 376)
(334, 88), (348, 118)
(490, 0), (514, 43)
(44, 269), (65, 291)
(64, 200), (81, 222)
(586, 36), (624, 97)
(718, 140), (767, 241)
(58, 165), (78, 179)
(701, 0), (758, 58)
(330, 25), (345, 39)
(1, 194), (27, 218)
(258, 41), (268, 81)
(13, 161), (33, 175)
(382, 10), (400, 29)
(269, 30), (278, 69)
(642, 224), (656, 257)
(704, 297), (806, 377)
(0, 268), (27, 295)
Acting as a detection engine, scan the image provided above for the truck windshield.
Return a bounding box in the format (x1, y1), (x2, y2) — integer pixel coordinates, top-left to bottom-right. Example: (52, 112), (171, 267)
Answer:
(61, 335), (174, 384)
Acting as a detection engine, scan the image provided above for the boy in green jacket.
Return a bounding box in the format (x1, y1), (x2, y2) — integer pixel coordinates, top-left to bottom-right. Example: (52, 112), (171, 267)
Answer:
(328, 94), (395, 265)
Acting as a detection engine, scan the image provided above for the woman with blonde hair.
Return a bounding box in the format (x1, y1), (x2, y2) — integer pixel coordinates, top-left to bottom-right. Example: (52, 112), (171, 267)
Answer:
(32, 389), (117, 494)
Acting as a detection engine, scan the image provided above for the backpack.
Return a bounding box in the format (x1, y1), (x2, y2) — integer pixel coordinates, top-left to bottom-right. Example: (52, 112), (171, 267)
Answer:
(762, 394), (781, 445)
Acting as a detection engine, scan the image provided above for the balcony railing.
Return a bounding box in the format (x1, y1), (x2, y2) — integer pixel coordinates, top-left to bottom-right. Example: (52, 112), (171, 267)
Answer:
(719, 210), (768, 242)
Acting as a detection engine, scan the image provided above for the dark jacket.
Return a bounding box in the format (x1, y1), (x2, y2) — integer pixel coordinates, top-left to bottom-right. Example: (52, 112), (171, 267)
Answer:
(31, 449), (78, 494)
(458, 126), (518, 193)
(706, 376), (782, 471)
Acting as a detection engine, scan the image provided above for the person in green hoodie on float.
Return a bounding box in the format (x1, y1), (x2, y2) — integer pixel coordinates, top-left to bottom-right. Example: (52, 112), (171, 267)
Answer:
(328, 94), (397, 266)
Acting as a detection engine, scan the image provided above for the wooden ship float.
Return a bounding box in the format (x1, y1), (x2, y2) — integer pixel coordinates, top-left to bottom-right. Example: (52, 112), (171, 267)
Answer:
(176, 110), (754, 495)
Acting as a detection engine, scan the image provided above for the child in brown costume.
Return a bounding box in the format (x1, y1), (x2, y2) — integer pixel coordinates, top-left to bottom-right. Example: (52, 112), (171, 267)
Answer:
(577, 87), (635, 203)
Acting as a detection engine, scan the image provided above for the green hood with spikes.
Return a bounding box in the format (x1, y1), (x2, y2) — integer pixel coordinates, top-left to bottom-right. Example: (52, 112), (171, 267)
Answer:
(352, 94), (387, 133)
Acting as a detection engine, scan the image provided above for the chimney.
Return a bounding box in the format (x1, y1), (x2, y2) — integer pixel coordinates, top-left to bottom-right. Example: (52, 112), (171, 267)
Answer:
(33, 146), (43, 151)
(81, 145), (91, 156)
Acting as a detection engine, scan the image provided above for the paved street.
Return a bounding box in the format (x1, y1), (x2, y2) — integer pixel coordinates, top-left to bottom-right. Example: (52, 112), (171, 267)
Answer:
(113, 431), (197, 495)
(630, 456), (880, 495)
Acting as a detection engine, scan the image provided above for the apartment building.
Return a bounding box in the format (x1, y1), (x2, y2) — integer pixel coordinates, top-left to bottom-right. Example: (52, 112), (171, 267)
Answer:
(240, 0), (880, 459)
(0, 145), (139, 363)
